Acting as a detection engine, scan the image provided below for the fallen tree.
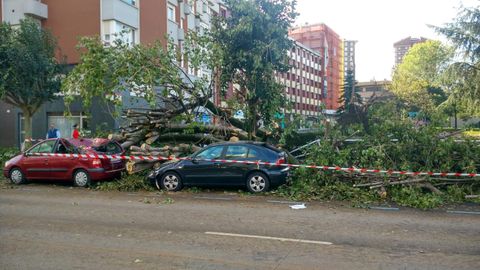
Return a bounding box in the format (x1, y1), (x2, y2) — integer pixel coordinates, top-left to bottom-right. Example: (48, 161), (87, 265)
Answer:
(278, 101), (480, 209)
(108, 98), (263, 174)
(60, 29), (292, 174)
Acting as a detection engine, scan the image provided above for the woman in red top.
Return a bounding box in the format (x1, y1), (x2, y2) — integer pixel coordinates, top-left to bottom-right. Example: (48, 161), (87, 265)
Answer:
(72, 124), (80, 139)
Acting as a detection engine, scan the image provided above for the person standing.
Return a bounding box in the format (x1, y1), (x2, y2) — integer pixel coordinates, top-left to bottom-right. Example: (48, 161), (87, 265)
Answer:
(72, 124), (80, 139)
(46, 123), (61, 139)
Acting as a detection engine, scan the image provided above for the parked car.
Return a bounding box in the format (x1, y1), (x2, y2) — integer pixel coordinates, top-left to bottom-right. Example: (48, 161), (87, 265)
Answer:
(147, 142), (297, 193)
(3, 138), (125, 187)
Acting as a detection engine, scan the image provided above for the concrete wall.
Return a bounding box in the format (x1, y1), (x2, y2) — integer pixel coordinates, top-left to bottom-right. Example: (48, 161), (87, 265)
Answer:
(0, 98), (116, 148)
(0, 101), (20, 148)
(0, 0), (3, 21)
(2, 0), (48, 25)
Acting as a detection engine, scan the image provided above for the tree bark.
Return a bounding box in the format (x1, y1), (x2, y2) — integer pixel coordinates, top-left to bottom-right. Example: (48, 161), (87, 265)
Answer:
(247, 104), (257, 140)
(126, 160), (159, 174)
(145, 135), (159, 145)
(121, 140), (138, 149)
(108, 133), (126, 142)
(23, 109), (33, 148)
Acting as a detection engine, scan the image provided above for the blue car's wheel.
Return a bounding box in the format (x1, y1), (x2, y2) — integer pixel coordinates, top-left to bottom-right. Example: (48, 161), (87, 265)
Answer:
(158, 172), (183, 192)
(246, 172), (270, 193)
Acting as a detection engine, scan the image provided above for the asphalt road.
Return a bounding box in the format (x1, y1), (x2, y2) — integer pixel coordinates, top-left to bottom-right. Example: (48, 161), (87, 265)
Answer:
(1, 185), (479, 270)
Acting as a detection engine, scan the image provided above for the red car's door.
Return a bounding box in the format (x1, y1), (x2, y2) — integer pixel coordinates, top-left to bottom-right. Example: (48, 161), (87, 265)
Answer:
(23, 140), (57, 179)
(48, 139), (78, 179)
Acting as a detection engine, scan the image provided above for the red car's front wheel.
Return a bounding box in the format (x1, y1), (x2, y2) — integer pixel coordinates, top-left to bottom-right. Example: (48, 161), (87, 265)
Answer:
(9, 168), (26, 185)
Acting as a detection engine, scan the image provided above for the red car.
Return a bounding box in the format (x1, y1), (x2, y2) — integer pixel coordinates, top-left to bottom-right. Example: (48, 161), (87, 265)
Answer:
(3, 138), (126, 187)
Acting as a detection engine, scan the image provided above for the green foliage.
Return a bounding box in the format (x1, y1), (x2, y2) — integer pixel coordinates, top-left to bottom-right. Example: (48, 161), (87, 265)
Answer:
(280, 102), (480, 209)
(444, 185), (468, 204)
(390, 186), (443, 209)
(90, 122), (113, 138)
(435, 5), (480, 62)
(338, 70), (360, 113)
(0, 19), (63, 138)
(162, 197), (175, 204)
(281, 130), (323, 150)
(62, 33), (215, 115)
(435, 5), (480, 116)
(277, 168), (378, 207)
(95, 173), (155, 192)
(0, 147), (19, 167)
(391, 40), (453, 114)
(185, 187), (203, 193)
(212, 0), (298, 138)
(278, 115), (325, 149)
(1, 147), (19, 186)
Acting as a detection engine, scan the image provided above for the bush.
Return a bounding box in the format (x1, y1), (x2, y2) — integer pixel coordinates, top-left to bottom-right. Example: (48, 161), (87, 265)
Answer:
(390, 186), (443, 209)
(277, 167), (379, 207)
(279, 102), (480, 209)
(0, 147), (19, 167)
(94, 173), (155, 192)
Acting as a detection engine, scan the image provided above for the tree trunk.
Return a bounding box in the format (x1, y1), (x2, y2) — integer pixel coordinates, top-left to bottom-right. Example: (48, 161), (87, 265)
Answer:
(23, 109), (33, 149)
(247, 105), (257, 140)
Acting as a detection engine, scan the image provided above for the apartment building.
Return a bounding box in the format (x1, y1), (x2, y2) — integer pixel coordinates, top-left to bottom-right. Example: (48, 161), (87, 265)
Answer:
(343, 40), (357, 79)
(1, 0), (223, 63)
(278, 40), (323, 118)
(394, 36), (428, 66)
(223, 39), (323, 120)
(0, 0), (224, 147)
(289, 23), (343, 110)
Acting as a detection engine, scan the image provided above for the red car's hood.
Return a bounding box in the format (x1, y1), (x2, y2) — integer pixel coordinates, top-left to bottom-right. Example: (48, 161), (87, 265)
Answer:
(5, 154), (23, 166)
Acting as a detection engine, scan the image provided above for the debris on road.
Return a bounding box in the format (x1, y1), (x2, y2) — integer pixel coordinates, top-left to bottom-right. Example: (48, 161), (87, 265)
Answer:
(290, 203), (306, 210)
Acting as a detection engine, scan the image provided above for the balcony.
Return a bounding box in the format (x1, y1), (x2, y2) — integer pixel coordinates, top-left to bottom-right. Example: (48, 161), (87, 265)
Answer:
(23, 0), (48, 19)
(177, 28), (185, 41)
(102, 0), (139, 29)
(2, 0), (48, 25)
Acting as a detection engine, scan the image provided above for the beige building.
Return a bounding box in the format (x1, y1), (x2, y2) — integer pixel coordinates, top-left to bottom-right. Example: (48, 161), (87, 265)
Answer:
(278, 39), (324, 117)
(393, 36), (428, 66)
(356, 80), (393, 104)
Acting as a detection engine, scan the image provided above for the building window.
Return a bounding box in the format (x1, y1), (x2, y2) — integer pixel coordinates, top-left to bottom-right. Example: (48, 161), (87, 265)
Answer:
(168, 5), (176, 21)
(122, 0), (136, 6)
(220, 8), (227, 18)
(103, 20), (136, 46)
(48, 113), (90, 138)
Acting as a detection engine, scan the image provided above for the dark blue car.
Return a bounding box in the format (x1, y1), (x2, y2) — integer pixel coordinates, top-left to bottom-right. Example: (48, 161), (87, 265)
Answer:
(147, 142), (296, 193)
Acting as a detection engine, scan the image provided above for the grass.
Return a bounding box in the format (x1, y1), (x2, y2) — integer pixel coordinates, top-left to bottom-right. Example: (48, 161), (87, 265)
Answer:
(464, 130), (480, 138)
(94, 173), (155, 192)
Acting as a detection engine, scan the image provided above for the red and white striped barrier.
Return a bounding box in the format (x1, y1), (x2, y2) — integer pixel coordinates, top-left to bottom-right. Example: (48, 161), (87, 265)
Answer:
(29, 152), (480, 178)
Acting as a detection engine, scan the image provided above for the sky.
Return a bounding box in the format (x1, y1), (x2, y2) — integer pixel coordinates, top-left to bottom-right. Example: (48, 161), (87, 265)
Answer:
(294, 0), (479, 82)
